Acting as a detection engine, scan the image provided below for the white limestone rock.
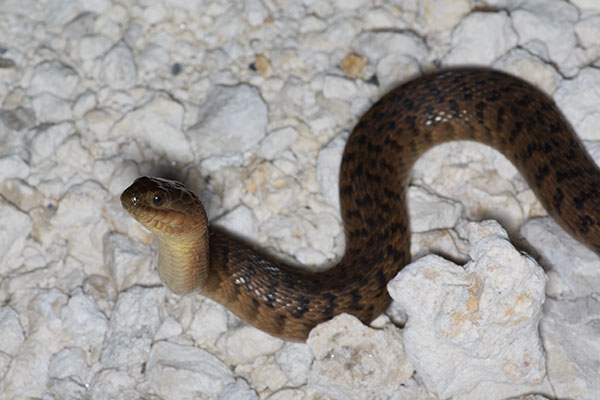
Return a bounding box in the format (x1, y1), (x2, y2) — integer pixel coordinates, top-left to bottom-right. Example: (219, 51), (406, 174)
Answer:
(55, 136), (93, 178)
(189, 84), (268, 159)
(187, 300), (230, 347)
(575, 15), (600, 49)
(28, 122), (76, 165)
(307, 313), (413, 398)
(331, 0), (368, 11)
(295, 210), (341, 262)
(0, 0), (36, 14)
(0, 107), (35, 133)
(219, 379), (259, 400)
(0, 179), (40, 213)
(412, 140), (528, 234)
(275, 342), (313, 386)
(300, 18), (359, 53)
(0, 202), (32, 275)
(6, 253), (87, 301)
(363, 8), (395, 30)
(421, 0), (470, 31)
(103, 232), (159, 291)
(63, 11), (96, 38)
(216, 325), (284, 365)
(79, 0), (110, 14)
(259, 126), (298, 160)
(266, 388), (311, 400)
(101, 41), (137, 89)
(1, 0), (596, 398)
(51, 180), (107, 230)
(100, 287), (165, 368)
(0, 307), (25, 356)
(46, 376), (88, 399)
(554, 67), (600, 141)
(29, 60), (80, 98)
(322, 75), (358, 100)
(137, 43), (170, 73)
(408, 186), (463, 233)
(1, 341), (53, 398)
(78, 34), (114, 60)
(83, 108), (119, 141)
(261, 209), (337, 265)
(316, 131), (346, 210)
(259, 215), (295, 246)
(73, 90), (97, 118)
(200, 154), (245, 172)
(294, 247), (326, 265)
(146, 341), (234, 399)
(41, 0), (82, 28)
(48, 347), (90, 384)
(356, 31), (429, 65)
(520, 217), (600, 298)
(142, 1), (167, 24)
(0, 289), (68, 398)
(97, 86), (135, 111)
(110, 94), (193, 162)
(214, 205), (259, 241)
(82, 273), (118, 317)
(88, 369), (139, 400)
(512, 1), (578, 68)
(540, 296), (600, 399)
(243, 164), (306, 221)
(163, 0), (206, 12)
(60, 288), (108, 357)
(244, 355), (288, 393)
(494, 48), (562, 93)
(31, 92), (72, 124)
(154, 316), (182, 341)
(388, 220), (547, 399)
(244, 0), (268, 26)
(375, 53), (422, 92)
(570, 0), (600, 12)
(445, 11), (518, 65)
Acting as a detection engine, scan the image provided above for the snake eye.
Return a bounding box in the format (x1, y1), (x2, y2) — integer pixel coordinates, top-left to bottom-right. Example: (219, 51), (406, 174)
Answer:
(152, 192), (166, 206)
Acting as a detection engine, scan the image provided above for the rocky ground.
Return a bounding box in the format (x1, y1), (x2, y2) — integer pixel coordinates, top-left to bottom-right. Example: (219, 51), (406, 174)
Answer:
(1, 0), (600, 399)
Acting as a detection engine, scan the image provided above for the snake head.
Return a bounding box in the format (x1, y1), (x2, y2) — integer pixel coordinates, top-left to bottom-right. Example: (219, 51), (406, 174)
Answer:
(120, 176), (208, 236)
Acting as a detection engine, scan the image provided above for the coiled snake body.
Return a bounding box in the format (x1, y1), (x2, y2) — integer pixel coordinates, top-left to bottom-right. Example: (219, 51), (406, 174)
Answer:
(121, 69), (600, 341)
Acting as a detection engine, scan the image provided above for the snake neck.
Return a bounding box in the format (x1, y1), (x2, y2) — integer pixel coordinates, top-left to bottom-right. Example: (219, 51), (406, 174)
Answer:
(156, 232), (209, 295)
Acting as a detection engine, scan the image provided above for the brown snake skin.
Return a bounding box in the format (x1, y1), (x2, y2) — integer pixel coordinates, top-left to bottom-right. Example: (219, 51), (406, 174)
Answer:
(121, 68), (600, 342)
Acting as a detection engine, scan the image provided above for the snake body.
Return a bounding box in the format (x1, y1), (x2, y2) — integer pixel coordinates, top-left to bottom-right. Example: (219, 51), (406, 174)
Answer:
(121, 68), (600, 342)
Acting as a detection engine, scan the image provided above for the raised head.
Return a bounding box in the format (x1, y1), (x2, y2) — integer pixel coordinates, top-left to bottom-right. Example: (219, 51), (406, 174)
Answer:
(120, 176), (208, 236)
(121, 176), (210, 295)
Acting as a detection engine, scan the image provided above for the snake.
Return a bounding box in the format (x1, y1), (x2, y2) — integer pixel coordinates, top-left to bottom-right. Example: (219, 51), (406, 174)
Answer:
(121, 68), (600, 342)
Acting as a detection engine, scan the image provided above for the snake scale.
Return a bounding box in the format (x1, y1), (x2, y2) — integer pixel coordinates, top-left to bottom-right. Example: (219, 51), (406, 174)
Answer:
(121, 68), (600, 342)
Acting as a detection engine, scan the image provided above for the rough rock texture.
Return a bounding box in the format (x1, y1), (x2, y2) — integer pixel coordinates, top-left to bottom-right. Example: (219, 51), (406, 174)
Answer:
(190, 84), (268, 160)
(307, 313), (414, 398)
(2, 0), (600, 399)
(389, 221), (547, 399)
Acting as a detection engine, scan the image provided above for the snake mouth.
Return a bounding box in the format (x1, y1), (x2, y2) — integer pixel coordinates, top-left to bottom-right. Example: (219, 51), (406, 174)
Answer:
(144, 209), (191, 235)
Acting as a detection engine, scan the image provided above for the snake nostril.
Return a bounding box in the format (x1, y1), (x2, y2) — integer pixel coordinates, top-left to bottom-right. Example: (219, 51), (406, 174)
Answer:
(131, 194), (140, 206)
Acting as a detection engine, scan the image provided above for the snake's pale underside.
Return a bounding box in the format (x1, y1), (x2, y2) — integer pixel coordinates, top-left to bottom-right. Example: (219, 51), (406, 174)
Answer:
(121, 68), (600, 341)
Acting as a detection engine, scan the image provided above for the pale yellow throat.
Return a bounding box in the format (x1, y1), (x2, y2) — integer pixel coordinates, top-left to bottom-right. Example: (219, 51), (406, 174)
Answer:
(156, 232), (208, 295)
